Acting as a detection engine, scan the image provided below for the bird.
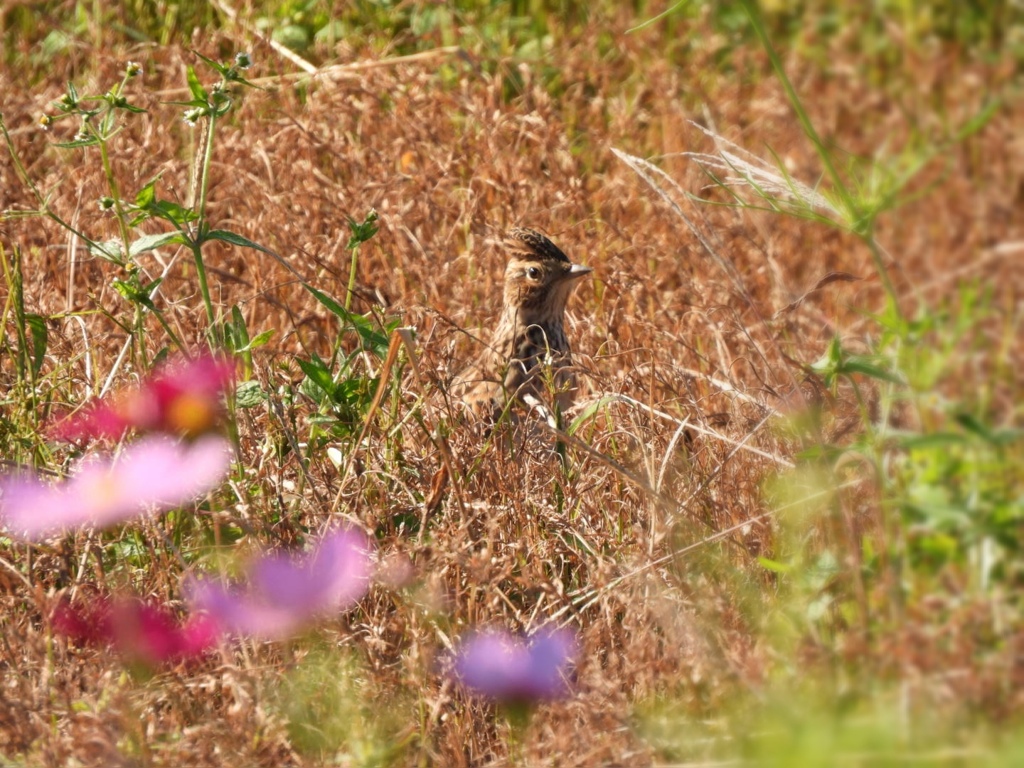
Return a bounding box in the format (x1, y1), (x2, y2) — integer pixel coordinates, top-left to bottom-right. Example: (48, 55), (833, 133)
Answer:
(452, 227), (593, 426)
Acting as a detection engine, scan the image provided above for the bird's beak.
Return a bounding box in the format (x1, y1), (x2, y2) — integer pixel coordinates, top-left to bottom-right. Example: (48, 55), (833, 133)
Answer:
(567, 264), (593, 279)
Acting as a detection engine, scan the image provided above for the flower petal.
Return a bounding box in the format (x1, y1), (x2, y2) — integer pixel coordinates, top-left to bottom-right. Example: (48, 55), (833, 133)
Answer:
(251, 529), (370, 613)
(187, 529), (372, 640)
(186, 579), (306, 640)
(453, 628), (578, 702)
(0, 436), (230, 540)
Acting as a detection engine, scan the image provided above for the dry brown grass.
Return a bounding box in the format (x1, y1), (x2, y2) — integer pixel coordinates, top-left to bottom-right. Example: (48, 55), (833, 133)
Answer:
(1, 6), (1023, 766)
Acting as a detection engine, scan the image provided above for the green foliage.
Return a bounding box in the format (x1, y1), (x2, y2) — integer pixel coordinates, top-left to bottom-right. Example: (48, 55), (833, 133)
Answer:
(1, 52), (272, 359)
(642, 678), (1024, 766)
(600, 7), (1024, 758)
(298, 280), (403, 443)
(276, 646), (405, 763)
(0, 246), (46, 395)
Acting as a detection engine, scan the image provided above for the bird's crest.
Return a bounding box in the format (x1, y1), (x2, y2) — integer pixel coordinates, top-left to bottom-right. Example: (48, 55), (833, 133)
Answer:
(504, 227), (571, 264)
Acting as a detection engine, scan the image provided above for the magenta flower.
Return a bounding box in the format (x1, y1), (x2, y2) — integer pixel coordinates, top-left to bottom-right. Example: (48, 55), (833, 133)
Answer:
(452, 628), (578, 703)
(51, 353), (235, 441)
(53, 597), (218, 666)
(187, 529), (372, 639)
(0, 435), (230, 540)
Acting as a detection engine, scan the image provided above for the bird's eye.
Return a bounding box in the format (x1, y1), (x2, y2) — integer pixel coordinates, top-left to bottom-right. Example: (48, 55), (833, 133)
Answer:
(526, 267), (541, 280)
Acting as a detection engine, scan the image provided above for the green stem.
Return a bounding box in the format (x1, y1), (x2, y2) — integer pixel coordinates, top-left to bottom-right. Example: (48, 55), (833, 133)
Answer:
(151, 306), (186, 353)
(864, 232), (901, 321)
(4, 246), (34, 394)
(193, 111), (219, 338)
(1, 116), (109, 256)
(196, 109), (217, 232)
(740, 1), (852, 215)
(0, 114), (44, 202)
(345, 245), (359, 313)
(740, 0), (902, 317)
(134, 303), (149, 371)
(191, 240), (217, 340)
(98, 138), (133, 264)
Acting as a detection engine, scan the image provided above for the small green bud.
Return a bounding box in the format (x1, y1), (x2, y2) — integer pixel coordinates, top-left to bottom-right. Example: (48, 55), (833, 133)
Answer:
(55, 92), (77, 112)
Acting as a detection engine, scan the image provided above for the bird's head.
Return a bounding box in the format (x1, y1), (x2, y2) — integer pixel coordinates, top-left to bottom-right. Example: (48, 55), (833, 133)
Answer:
(501, 228), (592, 317)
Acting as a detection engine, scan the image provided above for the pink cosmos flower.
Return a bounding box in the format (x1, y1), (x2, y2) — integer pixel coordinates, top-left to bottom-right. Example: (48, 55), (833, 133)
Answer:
(187, 529), (372, 639)
(51, 354), (235, 440)
(53, 597), (218, 666)
(0, 435), (230, 540)
(452, 628), (578, 703)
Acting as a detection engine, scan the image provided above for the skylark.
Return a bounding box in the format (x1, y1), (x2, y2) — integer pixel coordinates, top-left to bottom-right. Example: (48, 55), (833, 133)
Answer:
(453, 227), (593, 425)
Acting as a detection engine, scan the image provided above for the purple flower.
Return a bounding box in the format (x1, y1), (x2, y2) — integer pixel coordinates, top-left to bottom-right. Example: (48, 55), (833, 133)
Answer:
(452, 628), (578, 703)
(187, 529), (371, 639)
(0, 435), (230, 541)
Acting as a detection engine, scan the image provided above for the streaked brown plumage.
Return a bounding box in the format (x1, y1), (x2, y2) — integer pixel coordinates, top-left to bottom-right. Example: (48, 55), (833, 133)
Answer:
(453, 227), (592, 424)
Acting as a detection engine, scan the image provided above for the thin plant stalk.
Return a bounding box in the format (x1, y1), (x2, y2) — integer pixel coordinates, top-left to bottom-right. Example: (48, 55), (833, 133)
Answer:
(191, 111), (219, 335)
(739, 0), (902, 314)
(345, 242), (360, 314)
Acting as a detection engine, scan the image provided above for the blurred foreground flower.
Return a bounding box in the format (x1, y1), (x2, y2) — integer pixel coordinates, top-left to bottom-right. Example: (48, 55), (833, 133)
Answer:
(53, 597), (217, 667)
(187, 529), (371, 639)
(452, 628), (578, 704)
(52, 354), (235, 441)
(0, 435), (230, 540)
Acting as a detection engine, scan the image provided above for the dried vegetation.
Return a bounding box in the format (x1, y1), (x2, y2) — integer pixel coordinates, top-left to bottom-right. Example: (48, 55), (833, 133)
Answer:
(1, 2), (1023, 765)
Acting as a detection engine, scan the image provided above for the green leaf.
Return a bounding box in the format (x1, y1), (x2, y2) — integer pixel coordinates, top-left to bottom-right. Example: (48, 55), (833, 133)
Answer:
(192, 50), (230, 77)
(235, 379), (265, 408)
(211, 96), (233, 118)
(228, 304), (250, 350)
(955, 99), (1000, 142)
(840, 355), (904, 385)
(205, 228), (276, 255)
(129, 231), (187, 257)
(346, 209), (379, 249)
(991, 428), (1024, 447)
(112, 278), (140, 304)
(148, 200), (199, 226)
(242, 329), (275, 351)
(296, 354), (336, 398)
(53, 137), (100, 149)
(757, 557), (792, 574)
(568, 395), (619, 435)
(954, 413), (995, 444)
(809, 336), (843, 380)
(335, 376), (377, 408)
(225, 71), (260, 89)
(89, 239), (125, 264)
(165, 98), (210, 109)
(135, 177), (158, 208)
(112, 276), (161, 310)
(24, 313), (48, 378)
(186, 65), (207, 101)
(303, 285), (389, 355)
(152, 346), (171, 367)
(305, 284), (348, 320)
